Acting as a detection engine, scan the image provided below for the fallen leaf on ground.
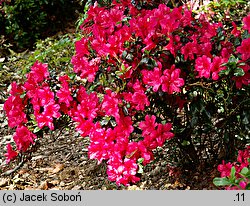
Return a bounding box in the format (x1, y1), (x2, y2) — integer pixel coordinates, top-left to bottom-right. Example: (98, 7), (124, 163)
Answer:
(0, 178), (8, 187)
(52, 163), (64, 174)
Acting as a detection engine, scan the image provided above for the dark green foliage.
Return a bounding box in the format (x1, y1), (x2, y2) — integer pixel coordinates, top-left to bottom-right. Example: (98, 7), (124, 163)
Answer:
(0, 0), (81, 52)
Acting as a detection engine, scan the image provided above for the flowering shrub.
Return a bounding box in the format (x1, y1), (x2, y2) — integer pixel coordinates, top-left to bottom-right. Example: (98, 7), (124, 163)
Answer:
(3, 0), (250, 186)
(213, 146), (250, 190)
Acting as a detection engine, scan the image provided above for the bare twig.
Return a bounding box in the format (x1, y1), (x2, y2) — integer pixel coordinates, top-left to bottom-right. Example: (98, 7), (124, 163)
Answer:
(2, 160), (25, 176)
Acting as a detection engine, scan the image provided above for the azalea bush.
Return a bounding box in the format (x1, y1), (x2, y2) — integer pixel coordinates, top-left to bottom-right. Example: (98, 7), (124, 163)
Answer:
(3, 0), (250, 186)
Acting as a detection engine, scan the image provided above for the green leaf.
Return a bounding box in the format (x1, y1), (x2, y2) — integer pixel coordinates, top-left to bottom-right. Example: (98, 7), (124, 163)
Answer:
(234, 67), (245, 77)
(20, 93), (26, 99)
(33, 126), (41, 133)
(240, 167), (249, 176)
(110, 119), (116, 127)
(229, 166), (236, 182)
(137, 158), (144, 164)
(228, 55), (237, 63)
(115, 70), (123, 77)
(246, 183), (250, 190)
(138, 164), (144, 174)
(219, 68), (230, 76)
(213, 177), (231, 186)
(181, 140), (190, 146)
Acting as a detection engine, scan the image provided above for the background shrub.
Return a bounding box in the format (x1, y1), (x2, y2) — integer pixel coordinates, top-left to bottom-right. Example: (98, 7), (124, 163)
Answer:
(0, 0), (82, 52)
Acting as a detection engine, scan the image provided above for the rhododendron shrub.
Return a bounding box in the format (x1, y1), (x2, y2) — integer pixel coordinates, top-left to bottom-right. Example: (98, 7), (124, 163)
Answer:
(3, 0), (250, 186)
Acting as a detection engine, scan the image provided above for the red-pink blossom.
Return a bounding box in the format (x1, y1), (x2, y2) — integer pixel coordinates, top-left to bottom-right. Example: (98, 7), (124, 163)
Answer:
(9, 82), (24, 96)
(107, 154), (140, 186)
(211, 56), (227, 80)
(195, 55), (211, 78)
(233, 64), (250, 88)
(88, 128), (115, 163)
(142, 67), (162, 92)
(75, 38), (90, 57)
(4, 143), (18, 164)
(27, 61), (49, 83)
(13, 126), (36, 152)
(56, 76), (73, 107)
(231, 22), (241, 37)
(115, 115), (134, 137)
(181, 40), (199, 60)
(71, 56), (100, 82)
(236, 38), (250, 61)
(4, 95), (27, 128)
(131, 91), (150, 111)
(36, 103), (61, 130)
(239, 181), (247, 189)
(37, 86), (55, 106)
(243, 13), (250, 33)
(139, 115), (158, 136)
(155, 123), (174, 147)
(161, 65), (184, 94)
(102, 90), (120, 120)
(217, 160), (233, 177)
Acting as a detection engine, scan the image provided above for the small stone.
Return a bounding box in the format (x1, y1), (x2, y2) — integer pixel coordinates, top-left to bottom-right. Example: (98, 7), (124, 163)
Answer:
(60, 181), (65, 187)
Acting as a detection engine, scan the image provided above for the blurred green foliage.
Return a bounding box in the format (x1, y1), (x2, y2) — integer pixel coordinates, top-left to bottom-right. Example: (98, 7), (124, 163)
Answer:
(0, 0), (82, 52)
(200, 0), (250, 24)
(0, 32), (81, 86)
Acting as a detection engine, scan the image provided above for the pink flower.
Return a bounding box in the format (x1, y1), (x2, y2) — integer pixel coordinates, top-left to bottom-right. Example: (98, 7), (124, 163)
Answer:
(27, 61), (49, 83)
(231, 22), (241, 37)
(107, 154), (140, 186)
(233, 64), (250, 88)
(56, 75), (73, 107)
(23, 76), (39, 99)
(56, 87), (73, 107)
(243, 13), (250, 33)
(36, 103), (61, 130)
(139, 115), (158, 136)
(141, 67), (162, 92)
(239, 181), (247, 189)
(131, 91), (150, 111)
(10, 82), (24, 96)
(138, 142), (154, 165)
(181, 40), (199, 60)
(75, 38), (90, 57)
(13, 126), (36, 152)
(4, 95), (27, 128)
(218, 160), (233, 177)
(37, 86), (55, 106)
(102, 90), (120, 120)
(71, 56), (100, 82)
(75, 118), (95, 137)
(211, 56), (227, 80)
(155, 123), (174, 147)
(88, 128), (115, 163)
(195, 55), (211, 78)
(115, 115), (134, 137)
(237, 147), (250, 165)
(5, 143), (18, 164)
(161, 65), (184, 94)
(237, 38), (250, 61)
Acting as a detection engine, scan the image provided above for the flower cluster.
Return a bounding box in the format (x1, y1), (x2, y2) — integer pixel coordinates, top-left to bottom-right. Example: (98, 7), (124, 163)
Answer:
(217, 146), (250, 190)
(3, 0), (250, 186)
